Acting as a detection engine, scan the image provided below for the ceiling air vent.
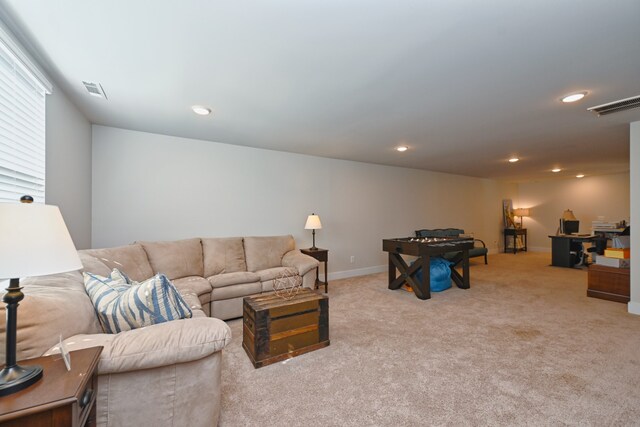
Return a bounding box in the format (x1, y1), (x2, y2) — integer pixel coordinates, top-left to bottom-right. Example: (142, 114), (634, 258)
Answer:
(82, 81), (107, 99)
(587, 94), (640, 116)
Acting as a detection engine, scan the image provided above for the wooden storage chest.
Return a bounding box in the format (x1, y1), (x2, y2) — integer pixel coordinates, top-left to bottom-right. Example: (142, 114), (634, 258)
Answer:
(587, 264), (630, 303)
(242, 288), (329, 368)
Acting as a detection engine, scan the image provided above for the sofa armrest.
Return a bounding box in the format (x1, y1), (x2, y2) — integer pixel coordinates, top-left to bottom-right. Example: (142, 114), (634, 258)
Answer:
(44, 317), (231, 375)
(282, 249), (319, 276)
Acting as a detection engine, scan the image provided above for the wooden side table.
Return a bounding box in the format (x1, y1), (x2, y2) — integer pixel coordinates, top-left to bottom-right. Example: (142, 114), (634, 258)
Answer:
(300, 248), (329, 293)
(0, 346), (102, 427)
(503, 228), (527, 254)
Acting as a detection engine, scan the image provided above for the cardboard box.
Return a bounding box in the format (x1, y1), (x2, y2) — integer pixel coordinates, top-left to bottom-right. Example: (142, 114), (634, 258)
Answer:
(604, 248), (630, 259)
(595, 256), (630, 269)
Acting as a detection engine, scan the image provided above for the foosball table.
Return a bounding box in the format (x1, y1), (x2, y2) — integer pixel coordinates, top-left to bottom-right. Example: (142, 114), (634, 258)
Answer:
(382, 236), (475, 300)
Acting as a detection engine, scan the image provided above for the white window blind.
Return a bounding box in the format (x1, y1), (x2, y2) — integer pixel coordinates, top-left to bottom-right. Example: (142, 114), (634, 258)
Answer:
(0, 39), (46, 203)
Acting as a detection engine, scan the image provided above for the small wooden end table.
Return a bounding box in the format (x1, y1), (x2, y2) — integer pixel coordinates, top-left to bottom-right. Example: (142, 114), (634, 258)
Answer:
(0, 346), (102, 427)
(504, 228), (527, 254)
(300, 248), (329, 293)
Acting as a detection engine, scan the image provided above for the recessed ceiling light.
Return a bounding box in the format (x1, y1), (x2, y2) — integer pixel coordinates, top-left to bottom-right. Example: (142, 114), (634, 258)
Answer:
(191, 105), (211, 115)
(561, 91), (587, 103)
(508, 157), (519, 163)
(552, 168), (562, 173)
(396, 146), (408, 152)
(576, 174), (585, 178)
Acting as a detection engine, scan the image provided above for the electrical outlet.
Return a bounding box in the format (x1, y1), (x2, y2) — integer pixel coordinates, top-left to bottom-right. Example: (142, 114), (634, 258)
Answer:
(350, 256), (355, 264)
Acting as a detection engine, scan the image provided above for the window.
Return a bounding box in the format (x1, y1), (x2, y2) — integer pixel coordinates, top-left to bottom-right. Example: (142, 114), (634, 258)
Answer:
(0, 29), (51, 204)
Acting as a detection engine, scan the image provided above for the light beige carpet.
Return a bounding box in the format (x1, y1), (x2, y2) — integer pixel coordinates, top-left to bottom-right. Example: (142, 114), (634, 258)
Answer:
(219, 252), (640, 426)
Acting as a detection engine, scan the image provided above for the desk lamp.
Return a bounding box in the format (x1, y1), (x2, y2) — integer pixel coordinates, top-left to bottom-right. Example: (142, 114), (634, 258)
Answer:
(513, 208), (530, 229)
(304, 213), (322, 250)
(0, 197), (82, 396)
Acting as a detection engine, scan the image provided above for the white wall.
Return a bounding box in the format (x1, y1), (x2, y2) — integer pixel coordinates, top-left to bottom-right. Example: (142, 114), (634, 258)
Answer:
(629, 121), (639, 315)
(45, 85), (92, 249)
(516, 173), (630, 252)
(92, 126), (517, 278)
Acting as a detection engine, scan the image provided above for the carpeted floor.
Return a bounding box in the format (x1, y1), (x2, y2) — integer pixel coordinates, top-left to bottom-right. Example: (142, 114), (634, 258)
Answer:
(219, 252), (640, 426)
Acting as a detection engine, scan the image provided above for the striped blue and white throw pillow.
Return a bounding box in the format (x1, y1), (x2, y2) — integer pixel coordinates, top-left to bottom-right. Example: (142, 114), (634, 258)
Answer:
(83, 269), (192, 334)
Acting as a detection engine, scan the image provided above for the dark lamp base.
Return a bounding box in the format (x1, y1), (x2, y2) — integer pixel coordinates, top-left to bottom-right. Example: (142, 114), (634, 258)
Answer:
(0, 363), (43, 396)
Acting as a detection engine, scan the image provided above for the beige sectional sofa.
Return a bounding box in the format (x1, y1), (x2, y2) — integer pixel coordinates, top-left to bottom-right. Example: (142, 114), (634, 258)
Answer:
(81, 235), (319, 320)
(0, 235), (318, 426)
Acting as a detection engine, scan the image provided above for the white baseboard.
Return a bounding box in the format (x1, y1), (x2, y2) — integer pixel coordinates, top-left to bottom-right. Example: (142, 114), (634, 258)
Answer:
(328, 264), (386, 281)
(628, 301), (640, 316)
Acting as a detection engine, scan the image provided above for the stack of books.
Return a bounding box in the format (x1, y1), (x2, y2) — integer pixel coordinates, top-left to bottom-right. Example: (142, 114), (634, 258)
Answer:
(591, 220), (618, 231)
(595, 247), (630, 268)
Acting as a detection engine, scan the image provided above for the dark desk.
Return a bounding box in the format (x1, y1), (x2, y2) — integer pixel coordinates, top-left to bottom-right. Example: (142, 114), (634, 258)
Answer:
(548, 235), (605, 268)
(382, 237), (474, 300)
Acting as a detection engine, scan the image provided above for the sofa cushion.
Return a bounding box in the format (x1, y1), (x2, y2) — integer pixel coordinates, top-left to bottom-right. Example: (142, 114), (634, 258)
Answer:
(202, 237), (247, 277)
(177, 290), (207, 318)
(139, 238), (204, 279)
(82, 244), (154, 282)
(0, 271), (103, 361)
(208, 271), (261, 288)
(255, 266), (299, 282)
(78, 252), (111, 277)
(173, 276), (213, 305)
(244, 235), (295, 272)
(84, 270), (192, 334)
(211, 281), (262, 301)
(261, 277), (302, 293)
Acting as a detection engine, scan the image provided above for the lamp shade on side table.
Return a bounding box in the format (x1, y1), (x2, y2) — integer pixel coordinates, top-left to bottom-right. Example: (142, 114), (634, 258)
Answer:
(304, 213), (322, 250)
(0, 202), (82, 396)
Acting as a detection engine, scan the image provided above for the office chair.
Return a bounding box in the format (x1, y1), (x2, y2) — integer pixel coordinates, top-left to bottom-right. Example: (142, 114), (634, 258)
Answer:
(570, 241), (587, 267)
(586, 242), (605, 263)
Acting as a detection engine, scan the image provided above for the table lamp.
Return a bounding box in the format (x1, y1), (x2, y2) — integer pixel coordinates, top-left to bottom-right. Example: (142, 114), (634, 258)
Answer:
(562, 209), (577, 221)
(0, 198), (82, 396)
(304, 213), (322, 250)
(513, 208), (530, 229)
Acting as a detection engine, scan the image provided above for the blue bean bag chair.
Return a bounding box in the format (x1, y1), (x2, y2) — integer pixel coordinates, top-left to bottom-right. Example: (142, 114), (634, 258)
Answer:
(413, 257), (453, 292)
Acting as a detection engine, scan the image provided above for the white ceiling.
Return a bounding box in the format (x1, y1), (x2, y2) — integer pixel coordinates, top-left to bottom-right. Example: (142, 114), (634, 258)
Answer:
(1, 1), (639, 182)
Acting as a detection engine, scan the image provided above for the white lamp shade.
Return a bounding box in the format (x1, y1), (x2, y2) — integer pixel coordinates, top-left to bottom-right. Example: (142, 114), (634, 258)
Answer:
(304, 214), (322, 230)
(513, 208), (530, 217)
(0, 203), (82, 279)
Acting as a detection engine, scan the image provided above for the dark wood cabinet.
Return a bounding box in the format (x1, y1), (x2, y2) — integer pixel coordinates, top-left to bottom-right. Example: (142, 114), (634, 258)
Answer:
(587, 264), (630, 303)
(0, 347), (102, 427)
(300, 248), (329, 293)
